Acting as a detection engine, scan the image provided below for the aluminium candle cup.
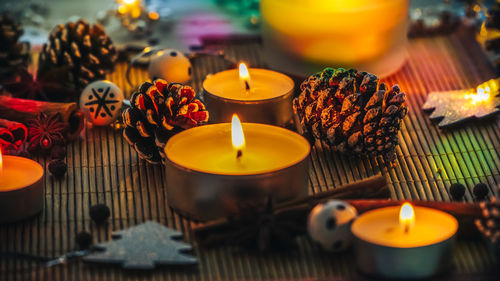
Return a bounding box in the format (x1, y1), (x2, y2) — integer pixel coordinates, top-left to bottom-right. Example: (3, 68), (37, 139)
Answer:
(0, 156), (44, 223)
(202, 68), (295, 126)
(351, 206), (458, 280)
(164, 123), (310, 221)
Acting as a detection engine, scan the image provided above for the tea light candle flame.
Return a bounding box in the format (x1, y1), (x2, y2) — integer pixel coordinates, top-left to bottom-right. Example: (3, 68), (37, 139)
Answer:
(239, 63), (251, 91)
(231, 114), (245, 159)
(399, 202), (415, 234)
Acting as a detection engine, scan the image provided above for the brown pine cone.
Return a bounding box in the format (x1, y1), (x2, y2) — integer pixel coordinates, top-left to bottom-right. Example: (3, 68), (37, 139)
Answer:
(37, 19), (117, 101)
(0, 13), (30, 84)
(293, 68), (408, 162)
(122, 79), (209, 164)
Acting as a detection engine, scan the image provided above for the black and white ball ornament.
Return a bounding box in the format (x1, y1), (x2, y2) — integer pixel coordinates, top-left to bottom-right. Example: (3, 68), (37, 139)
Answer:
(307, 200), (358, 252)
(148, 49), (192, 84)
(80, 80), (124, 126)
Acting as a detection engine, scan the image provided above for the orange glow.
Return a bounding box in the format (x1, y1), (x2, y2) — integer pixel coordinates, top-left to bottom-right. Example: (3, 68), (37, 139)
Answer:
(148, 11), (159, 21)
(231, 114), (245, 158)
(238, 63), (251, 91)
(399, 202), (415, 233)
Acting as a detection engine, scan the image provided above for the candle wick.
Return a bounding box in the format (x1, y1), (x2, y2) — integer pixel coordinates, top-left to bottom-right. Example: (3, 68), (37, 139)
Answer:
(404, 224), (409, 234)
(244, 80), (250, 91)
(236, 149), (243, 160)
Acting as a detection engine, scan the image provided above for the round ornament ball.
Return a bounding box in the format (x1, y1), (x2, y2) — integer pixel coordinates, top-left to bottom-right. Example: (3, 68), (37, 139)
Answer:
(80, 80), (124, 126)
(148, 49), (192, 84)
(307, 200), (358, 252)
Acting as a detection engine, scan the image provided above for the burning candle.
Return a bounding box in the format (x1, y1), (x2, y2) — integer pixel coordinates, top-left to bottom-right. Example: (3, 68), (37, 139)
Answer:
(0, 149), (45, 223)
(351, 203), (458, 279)
(260, 0), (409, 77)
(163, 115), (310, 220)
(202, 63), (294, 126)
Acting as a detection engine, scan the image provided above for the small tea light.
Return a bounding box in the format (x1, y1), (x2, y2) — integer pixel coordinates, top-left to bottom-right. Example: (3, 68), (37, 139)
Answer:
(0, 149), (44, 223)
(351, 203), (458, 279)
(203, 63), (295, 126)
(164, 114), (310, 221)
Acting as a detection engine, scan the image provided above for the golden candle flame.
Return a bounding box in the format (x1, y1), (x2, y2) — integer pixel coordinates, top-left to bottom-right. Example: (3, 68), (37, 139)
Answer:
(238, 63), (251, 91)
(399, 202), (415, 234)
(123, 0), (137, 4)
(231, 114), (245, 159)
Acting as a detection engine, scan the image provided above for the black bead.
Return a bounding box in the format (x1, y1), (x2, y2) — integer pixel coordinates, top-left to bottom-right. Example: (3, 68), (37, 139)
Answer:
(50, 145), (66, 160)
(473, 183), (489, 200)
(48, 159), (67, 178)
(75, 231), (93, 250)
(90, 204), (111, 224)
(449, 183), (466, 200)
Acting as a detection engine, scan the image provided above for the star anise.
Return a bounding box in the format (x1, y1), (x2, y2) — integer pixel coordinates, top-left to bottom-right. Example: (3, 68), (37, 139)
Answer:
(227, 197), (307, 251)
(1, 67), (76, 102)
(27, 112), (66, 153)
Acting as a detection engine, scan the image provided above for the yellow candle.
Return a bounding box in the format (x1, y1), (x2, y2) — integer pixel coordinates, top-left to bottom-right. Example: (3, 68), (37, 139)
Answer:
(352, 205), (457, 248)
(203, 67), (293, 101)
(0, 154), (44, 192)
(202, 65), (295, 125)
(166, 121), (309, 175)
(351, 203), (458, 279)
(260, 0), (409, 77)
(163, 118), (311, 220)
(0, 152), (45, 223)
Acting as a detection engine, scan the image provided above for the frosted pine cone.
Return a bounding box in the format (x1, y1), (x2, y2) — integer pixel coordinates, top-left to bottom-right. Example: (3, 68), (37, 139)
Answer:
(293, 68), (408, 162)
(123, 79), (209, 164)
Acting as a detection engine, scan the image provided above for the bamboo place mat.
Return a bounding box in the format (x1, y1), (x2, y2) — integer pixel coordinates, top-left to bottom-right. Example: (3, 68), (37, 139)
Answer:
(1, 30), (500, 281)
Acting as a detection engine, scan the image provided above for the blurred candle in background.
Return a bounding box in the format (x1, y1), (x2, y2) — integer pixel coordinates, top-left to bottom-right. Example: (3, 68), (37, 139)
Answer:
(260, 0), (409, 77)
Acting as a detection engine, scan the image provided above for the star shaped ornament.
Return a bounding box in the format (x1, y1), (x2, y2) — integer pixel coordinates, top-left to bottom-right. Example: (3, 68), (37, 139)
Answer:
(80, 80), (124, 126)
(423, 78), (500, 128)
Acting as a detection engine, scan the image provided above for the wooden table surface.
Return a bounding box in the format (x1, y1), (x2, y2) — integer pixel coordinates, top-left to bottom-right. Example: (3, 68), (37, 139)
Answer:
(1, 30), (500, 281)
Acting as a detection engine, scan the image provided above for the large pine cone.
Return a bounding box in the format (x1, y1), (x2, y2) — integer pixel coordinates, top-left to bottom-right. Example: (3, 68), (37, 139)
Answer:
(123, 79), (209, 164)
(37, 19), (117, 101)
(0, 13), (29, 83)
(293, 68), (408, 162)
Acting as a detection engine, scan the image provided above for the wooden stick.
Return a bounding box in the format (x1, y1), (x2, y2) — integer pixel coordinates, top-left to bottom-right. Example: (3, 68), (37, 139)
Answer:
(193, 176), (389, 246)
(0, 95), (84, 140)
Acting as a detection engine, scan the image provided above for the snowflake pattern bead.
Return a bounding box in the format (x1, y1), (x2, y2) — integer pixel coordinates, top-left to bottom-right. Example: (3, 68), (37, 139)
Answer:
(80, 80), (124, 126)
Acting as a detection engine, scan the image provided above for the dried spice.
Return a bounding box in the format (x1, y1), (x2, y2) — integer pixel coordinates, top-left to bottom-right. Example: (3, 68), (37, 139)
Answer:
(48, 159), (67, 178)
(122, 79), (209, 164)
(27, 113), (65, 153)
(90, 204), (111, 224)
(294, 68), (408, 162)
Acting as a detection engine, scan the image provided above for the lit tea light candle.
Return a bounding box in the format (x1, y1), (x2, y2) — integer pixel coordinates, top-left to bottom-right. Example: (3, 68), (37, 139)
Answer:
(260, 0), (409, 77)
(203, 63), (294, 126)
(164, 115), (310, 220)
(351, 203), (458, 279)
(0, 149), (45, 223)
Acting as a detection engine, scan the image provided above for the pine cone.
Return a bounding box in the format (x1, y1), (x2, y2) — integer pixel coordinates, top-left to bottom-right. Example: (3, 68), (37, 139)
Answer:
(123, 79), (209, 164)
(0, 13), (30, 83)
(293, 68), (408, 162)
(37, 19), (117, 101)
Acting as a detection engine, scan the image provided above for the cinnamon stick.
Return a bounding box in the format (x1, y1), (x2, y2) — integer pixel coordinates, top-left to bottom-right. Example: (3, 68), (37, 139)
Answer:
(193, 175), (390, 247)
(0, 118), (28, 149)
(0, 95), (84, 140)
